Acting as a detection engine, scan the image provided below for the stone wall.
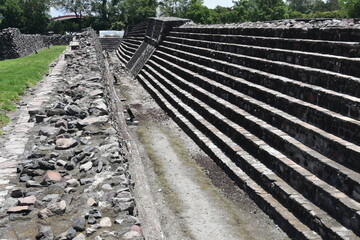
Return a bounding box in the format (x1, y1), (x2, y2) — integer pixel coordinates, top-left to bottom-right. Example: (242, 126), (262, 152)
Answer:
(126, 17), (190, 76)
(0, 28), (72, 61)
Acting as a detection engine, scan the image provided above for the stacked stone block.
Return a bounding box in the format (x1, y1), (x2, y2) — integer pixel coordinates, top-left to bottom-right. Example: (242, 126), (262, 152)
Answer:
(0, 28), (72, 61)
(132, 18), (360, 239)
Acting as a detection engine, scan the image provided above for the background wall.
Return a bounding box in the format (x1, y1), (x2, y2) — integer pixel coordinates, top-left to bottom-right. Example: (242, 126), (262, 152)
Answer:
(0, 28), (72, 61)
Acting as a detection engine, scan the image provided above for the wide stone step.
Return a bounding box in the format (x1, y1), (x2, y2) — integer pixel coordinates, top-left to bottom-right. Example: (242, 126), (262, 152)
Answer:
(126, 32), (146, 38)
(116, 47), (131, 63)
(116, 49), (128, 65)
(137, 73), (322, 240)
(150, 53), (360, 203)
(122, 41), (140, 49)
(161, 40), (360, 101)
(125, 36), (144, 41)
(169, 31), (360, 58)
(138, 66), (358, 239)
(173, 26), (360, 42)
(146, 58), (360, 231)
(123, 39), (142, 46)
(121, 43), (137, 54)
(155, 47), (360, 173)
(118, 45), (134, 58)
(158, 44), (360, 144)
(166, 35), (360, 78)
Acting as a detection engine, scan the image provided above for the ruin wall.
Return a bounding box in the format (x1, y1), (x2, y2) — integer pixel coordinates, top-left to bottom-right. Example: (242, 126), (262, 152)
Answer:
(0, 28), (72, 61)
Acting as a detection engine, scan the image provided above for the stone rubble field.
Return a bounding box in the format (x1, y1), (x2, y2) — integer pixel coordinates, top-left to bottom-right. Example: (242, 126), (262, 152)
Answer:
(0, 29), (143, 240)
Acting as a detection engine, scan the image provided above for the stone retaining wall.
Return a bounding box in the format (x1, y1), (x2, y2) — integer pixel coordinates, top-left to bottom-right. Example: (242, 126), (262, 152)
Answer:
(0, 28), (72, 61)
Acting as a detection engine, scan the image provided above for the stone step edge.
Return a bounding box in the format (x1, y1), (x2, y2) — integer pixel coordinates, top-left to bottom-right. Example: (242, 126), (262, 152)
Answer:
(144, 60), (360, 236)
(166, 36), (360, 78)
(116, 48), (131, 60)
(116, 49), (130, 65)
(136, 73), (322, 240)
(169, 31), (360, 57)
(149, 55), (360, 203)
(162, 40), (360, 109)
(155, 47), (360, 173)
(121, 43), (137, 53)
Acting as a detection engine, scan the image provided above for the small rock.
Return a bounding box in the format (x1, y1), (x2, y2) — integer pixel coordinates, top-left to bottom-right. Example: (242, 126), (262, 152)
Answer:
(43, 170), (62, 182)
(66, 179), (80, 187)
(73, 217), (86, 231)
(80, 161), (92, 172)
(99, 217), (112, 227)
(93, 236), (103, 240)
(131, 225), (143, 234)
(78, 116), (108, 126)
(50, 152), (60, 159)
(36, 225), (53, 240)
(86, 227), (96, 236)
(73, 233), (86, 240)
(65, 187), (76, 194)
(87, 198), (97, 206)
(26, 180), (42, 188)
(38, 160), (55, 170)
(80, 178), (94, 185)
(56, 160), (67, 167)
(34, 200), (46, 209)
(42, 194), (59, 202)
(18, 195), (36, 206)
(89, 89), (103, 97)
(66, 105), (81, 116)
(7, 206), (30, 214)
(86, 209), (102, 219)
(122, 231), (142, 240)
(38, 200), (66, 219)
(102, 184), (112, 191)
(66, 227), (76, 239)
(56, 138), (78, 150)
(65, 162), (75, 170)
(20, 175), (31, 182)
(11, 188), (25, 198)
(87, 215), (96, 224)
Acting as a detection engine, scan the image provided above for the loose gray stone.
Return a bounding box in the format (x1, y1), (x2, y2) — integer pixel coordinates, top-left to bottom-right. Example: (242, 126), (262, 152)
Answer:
(80, 178), (94, 185)
(80, 161), (92, 172)
(99, 217), (112, 227)
(66, 227), (76, 239)
(86, 227), (96, 236)
(55, 138), (78, 150)
(73, 217), (86, 231)
(38, 200), (66, 219)
(73, 233), (86, 240)
(66, 179), (80, 187)
(35, 225), (53, 240)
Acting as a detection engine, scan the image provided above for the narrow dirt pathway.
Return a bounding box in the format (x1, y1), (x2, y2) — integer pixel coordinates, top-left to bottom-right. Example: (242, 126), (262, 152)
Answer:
(108, 52), (289, 240)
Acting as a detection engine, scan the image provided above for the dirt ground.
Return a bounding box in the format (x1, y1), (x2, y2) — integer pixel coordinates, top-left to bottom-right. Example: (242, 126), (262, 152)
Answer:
(107, 52), (290, 240)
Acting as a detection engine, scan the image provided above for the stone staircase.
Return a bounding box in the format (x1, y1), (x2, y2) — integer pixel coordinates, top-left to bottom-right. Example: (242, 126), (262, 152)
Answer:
(116, 21), (148, 65)
(135, 23), (360, 239)
(99, 37), (122, 50)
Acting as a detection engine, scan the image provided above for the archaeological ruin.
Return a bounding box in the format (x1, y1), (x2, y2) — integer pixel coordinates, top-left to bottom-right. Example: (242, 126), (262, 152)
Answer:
(0, 17), (360, 240)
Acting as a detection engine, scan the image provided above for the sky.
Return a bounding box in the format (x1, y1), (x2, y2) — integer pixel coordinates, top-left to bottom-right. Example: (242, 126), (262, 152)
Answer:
(50, 0), (235, 17)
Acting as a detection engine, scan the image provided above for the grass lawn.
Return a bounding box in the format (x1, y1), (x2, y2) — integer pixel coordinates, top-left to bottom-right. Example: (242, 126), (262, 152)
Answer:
(0, 45), (66, 126)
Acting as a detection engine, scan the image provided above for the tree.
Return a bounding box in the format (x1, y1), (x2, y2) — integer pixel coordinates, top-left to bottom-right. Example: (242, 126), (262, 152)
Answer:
(118, 0), (157, 26)
(50, 0), (93, 18)
(233, 0), (288, 22)
(0, 0), (50, 33)
(183, 0), (217, 24)
(159, 0), (189, 17)
(340, 0), (360, 17)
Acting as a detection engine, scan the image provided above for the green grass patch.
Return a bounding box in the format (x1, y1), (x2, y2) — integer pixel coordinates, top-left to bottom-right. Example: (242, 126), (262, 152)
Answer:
(0, 46), (66, 126)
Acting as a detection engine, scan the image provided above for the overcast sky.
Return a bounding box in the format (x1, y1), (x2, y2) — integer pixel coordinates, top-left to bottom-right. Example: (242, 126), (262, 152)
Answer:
(50, 0), (235, 17)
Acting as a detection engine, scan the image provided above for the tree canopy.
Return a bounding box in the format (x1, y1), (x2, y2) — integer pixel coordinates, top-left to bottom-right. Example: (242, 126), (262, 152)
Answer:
(0, 0), (358, 34)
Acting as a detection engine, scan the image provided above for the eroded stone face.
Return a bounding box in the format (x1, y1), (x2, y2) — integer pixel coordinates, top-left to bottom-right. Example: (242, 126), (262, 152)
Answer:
(0, 28), (143, 240)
